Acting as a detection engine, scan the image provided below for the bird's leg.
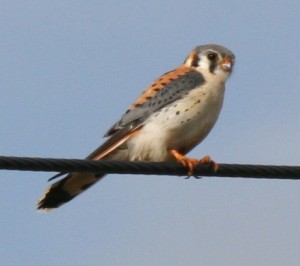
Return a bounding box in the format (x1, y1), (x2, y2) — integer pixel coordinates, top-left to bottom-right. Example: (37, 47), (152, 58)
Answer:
(170, 149), (218, 177)
(170, 150), (198, 176)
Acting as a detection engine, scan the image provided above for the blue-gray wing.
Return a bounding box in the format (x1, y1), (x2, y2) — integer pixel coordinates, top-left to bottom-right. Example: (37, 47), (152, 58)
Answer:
(105, 66), (205, 137)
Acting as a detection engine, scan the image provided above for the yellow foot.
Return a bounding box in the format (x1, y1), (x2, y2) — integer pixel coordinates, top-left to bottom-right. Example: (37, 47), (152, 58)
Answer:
(170, 150), (218, 176)
(198, 156), (219, 172)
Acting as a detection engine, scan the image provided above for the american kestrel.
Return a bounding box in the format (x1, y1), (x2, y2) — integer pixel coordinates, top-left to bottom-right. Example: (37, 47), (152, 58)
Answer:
(37, 44), (235, 211)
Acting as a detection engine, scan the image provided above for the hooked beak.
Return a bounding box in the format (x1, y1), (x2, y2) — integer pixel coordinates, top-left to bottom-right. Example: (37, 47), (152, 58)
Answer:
(220, 58), (234, 72)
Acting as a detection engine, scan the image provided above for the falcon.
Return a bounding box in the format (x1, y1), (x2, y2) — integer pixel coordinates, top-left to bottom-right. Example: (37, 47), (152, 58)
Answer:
(37, 44), (235, 211)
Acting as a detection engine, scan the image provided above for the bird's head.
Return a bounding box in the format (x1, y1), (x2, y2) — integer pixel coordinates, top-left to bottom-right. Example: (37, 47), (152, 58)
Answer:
(184, 44), (235, 81)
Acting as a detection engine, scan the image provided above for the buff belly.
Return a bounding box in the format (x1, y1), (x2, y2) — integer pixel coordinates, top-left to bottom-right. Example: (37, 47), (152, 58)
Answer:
(126, 84), (225, 162)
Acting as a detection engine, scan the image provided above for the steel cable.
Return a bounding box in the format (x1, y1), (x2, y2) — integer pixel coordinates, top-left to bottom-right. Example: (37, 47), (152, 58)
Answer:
(0, 156), (300, 180)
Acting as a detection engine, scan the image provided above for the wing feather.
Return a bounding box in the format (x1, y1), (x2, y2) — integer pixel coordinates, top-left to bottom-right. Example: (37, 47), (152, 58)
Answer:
(105, 65), (205, 136)
(88, 66), (205, 159)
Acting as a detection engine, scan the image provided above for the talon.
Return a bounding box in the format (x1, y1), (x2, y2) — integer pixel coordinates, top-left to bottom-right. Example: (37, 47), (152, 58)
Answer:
(193, 175), (202, 179)
(170, 150), (200, 176)
(198, 156), (219, 172)
(170, 150), (219, 176)
(184, 175), (202, 179)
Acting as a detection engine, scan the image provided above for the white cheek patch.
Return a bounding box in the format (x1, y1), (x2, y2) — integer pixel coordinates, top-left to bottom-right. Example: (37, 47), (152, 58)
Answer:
(197, 56), (211, 71)
(213, 67), (230, 80)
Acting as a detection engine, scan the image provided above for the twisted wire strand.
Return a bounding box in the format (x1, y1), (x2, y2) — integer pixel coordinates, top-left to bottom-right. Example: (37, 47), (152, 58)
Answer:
(1, 156), (300, 179)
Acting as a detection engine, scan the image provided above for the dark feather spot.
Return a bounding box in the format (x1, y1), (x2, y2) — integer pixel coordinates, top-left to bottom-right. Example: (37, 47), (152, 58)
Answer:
(176, 111), (180, 115)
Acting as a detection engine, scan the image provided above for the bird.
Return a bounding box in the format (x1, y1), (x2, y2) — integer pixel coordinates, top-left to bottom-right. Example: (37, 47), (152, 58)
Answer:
(37, 44), (235, 211)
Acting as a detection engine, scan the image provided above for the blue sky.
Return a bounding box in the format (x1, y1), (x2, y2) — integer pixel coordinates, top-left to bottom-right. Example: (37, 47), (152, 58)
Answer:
(1, 1), (300, 265)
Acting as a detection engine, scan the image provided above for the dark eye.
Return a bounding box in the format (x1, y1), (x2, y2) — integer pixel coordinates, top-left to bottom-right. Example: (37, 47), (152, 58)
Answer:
(207, 52), (217, 61)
